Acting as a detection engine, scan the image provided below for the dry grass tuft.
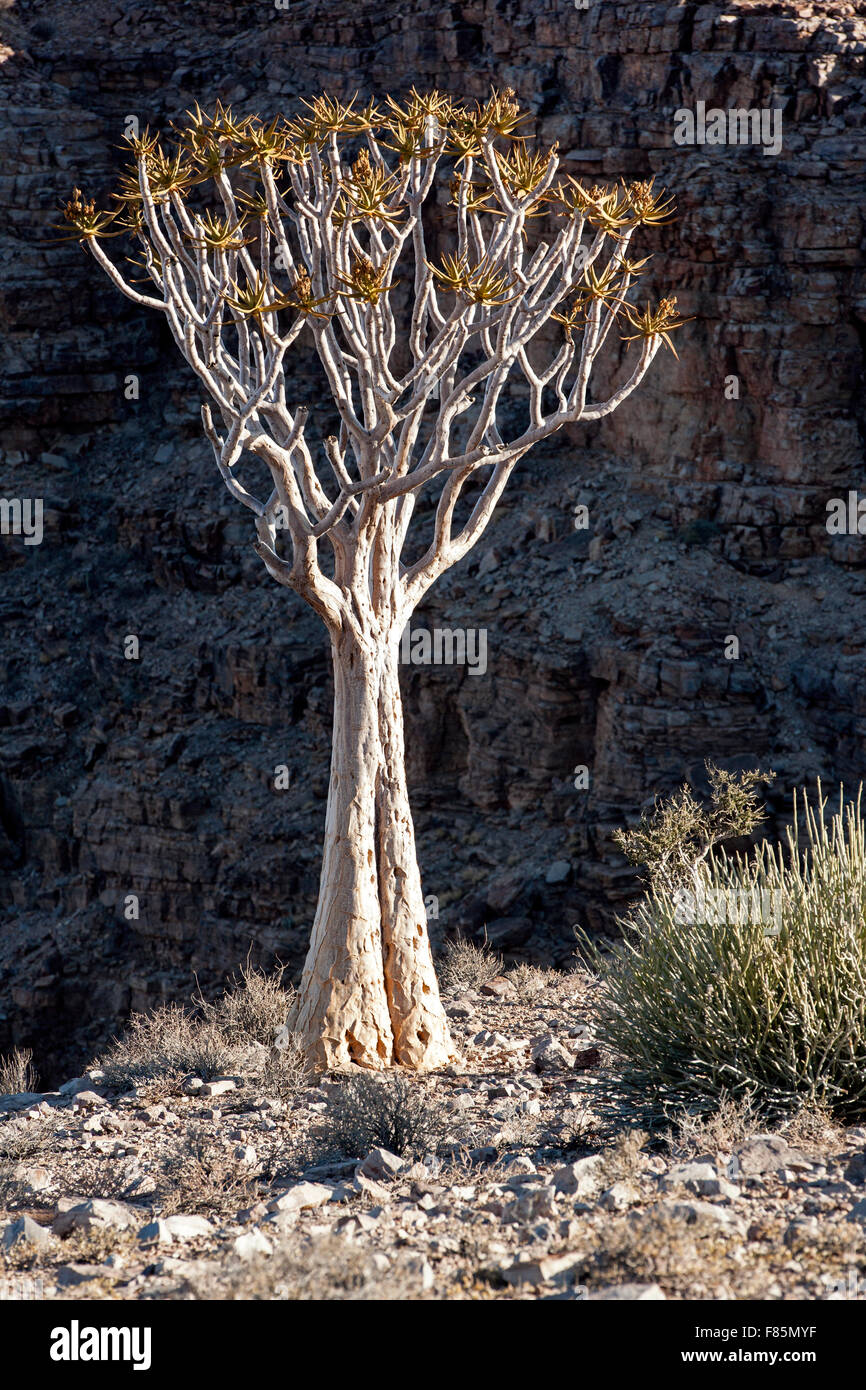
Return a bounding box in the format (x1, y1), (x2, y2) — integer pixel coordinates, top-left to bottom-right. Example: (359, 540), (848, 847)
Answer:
(0, 1048), (38, 1097)
(438, 938), (503, 993)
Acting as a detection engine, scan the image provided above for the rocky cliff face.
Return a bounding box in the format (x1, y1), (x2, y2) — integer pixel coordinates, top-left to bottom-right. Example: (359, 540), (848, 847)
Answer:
(1, 0), (865, 1083)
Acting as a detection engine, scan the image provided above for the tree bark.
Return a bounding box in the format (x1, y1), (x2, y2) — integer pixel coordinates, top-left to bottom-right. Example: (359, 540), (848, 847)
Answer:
(377, 649), (454, 1069)
(288, 623), (454, 1071)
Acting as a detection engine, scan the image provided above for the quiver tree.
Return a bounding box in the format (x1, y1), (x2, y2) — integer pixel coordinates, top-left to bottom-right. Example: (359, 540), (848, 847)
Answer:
(65, 88), (686, 1071)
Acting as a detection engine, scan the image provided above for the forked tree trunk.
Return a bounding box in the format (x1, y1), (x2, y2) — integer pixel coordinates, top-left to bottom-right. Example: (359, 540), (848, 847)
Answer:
(288, 623), (454, 1070)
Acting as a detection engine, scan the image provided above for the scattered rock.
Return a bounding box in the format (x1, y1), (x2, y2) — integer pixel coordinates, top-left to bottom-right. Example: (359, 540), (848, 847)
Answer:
(529, 1034), (575, 1070)
(589, 1283), (666, 1301)
(2, 1214), (51, 1250)
(70, 1091), (106, 1110)
(233, 1228), (272, 1260)
(552, 1155), (606, 1199)
(267, 1182), (335, 1214)
(599, 1181), (640, 1212)
(52, 1198), (139, 1237)
(500, 1252), (582, 1286)
(444, 1000), (475, 1020)
(404, 1256), (435, 1291)
(352, 1172), (392, 1202)
(661, 1162), (738, 1199)
(653, 1200), (747, 1236)
(544, 860), (572, 885)
(572, 1047), (601, 1070)
(732, 1135), (812, 1176)
(58, 1077), (99, 1097)
(843, 1153), (866, 1186)
(503, 1184), (558, 1224)
(472, 1030), (524, 1053)
(0, 1092), (43, 1113)
(501, 1154), (536, 1177)
(199, 1079), (237, 1098)
(480, 976), (516, 999)
(138, 1219), (173, 1246)
(54, 1264), (109, 1288)
(10, 1162), (52, 1194)
(164, 1214), (214, 1240)
(483, 917), (533, 949)
(356, 1149), (404, 1183)
(784, 1216), (820, 1246)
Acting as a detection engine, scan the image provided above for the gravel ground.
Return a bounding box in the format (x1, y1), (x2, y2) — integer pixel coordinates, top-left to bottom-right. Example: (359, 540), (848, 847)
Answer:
(2, 969), (865, 1302)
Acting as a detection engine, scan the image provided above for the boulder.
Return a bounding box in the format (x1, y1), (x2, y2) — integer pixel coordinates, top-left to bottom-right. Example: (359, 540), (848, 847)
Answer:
(52, 1198), (138, 1237)
(2, 1214), (51, 1250)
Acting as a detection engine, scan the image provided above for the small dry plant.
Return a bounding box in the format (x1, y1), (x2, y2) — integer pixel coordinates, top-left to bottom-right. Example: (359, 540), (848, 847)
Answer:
(0, 1048), (38, 1097)
(438, 938), (503, 993)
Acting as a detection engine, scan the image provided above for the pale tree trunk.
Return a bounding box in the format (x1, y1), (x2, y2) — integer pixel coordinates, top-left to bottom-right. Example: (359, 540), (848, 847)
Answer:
(288, 622), (454, 1071)
(377, 650), (453, 1069)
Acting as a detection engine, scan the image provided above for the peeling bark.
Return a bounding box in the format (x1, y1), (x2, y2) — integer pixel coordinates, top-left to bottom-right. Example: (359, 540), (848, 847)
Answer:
(288, 628), (396, 1069)
(377, 648), (454, 1069)
(288, 623), (454, 1071)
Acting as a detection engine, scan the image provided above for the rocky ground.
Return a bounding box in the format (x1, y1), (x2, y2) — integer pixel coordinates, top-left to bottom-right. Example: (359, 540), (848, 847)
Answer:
(2, 966), (865, 1302)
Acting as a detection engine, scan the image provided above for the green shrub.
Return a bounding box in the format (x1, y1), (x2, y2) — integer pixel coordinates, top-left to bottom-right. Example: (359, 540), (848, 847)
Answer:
(584, 781), (866, 1119)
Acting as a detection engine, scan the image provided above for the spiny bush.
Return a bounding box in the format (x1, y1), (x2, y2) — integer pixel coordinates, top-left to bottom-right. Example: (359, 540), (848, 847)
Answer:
(0, 1112), (55, 1210)
(198, 961), (293, 1048)
(0, 1113), (54, 1162)
(96, 1002), (234, 1091)
(669, 1096), (842, 1161)
(96, 965), (298, 1092)
(583, 779), (866, 1119)
(323, 1073), (448, 1159)
(438, 937), (503, 993)
(507, 962), (552, 996)
(260, 1027), (313, 1103)
(157, 1127), (259, 1217)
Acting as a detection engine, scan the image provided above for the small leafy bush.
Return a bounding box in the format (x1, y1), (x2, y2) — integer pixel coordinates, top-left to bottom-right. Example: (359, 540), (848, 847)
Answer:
(96, 964), (298, 1092)
(584, 778), (866, 1119)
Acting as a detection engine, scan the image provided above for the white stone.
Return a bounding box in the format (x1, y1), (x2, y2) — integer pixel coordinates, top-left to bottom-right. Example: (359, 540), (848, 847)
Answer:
(552, 1155), (606, 1199)
(234, 1228), (272, 1260)
(267, 1181), (334, 1214)
(199, 1079), (237, 1098)
(52, 1199), (138, 1237)
(164, 1214), (214, 1240)
(2, 1215), (50, 1249)
(357, 1147), (404, 1182)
